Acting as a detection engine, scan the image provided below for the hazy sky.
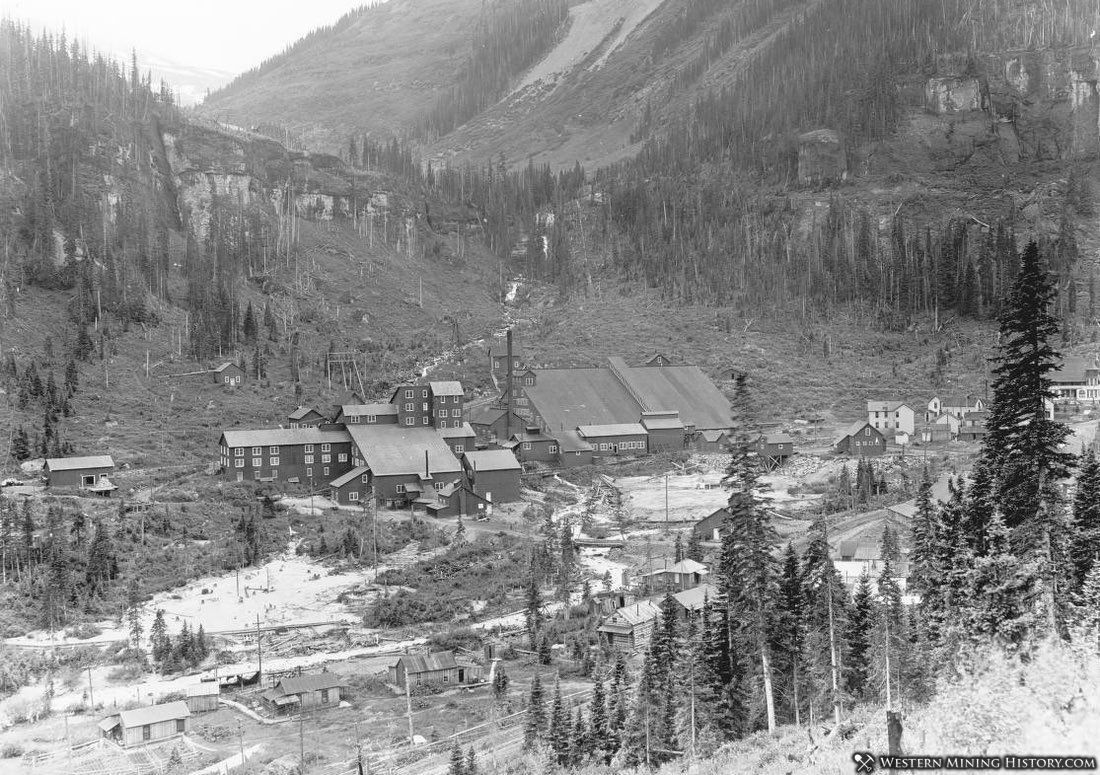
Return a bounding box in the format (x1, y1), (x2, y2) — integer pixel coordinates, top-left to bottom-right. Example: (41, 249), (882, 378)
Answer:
(1, 0), (382, 75)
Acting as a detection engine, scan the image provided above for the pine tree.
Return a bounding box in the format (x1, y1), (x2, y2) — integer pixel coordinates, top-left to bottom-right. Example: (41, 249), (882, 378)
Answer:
(673, 533), (684, 563)
(717, 374), (778, 733)
(845, 573), (874, 701)
(195, 624), (208, 661)
(557, 516), (574, 599)
(909, 468), (943, 639)
(967, 510), (1037, 648)
(801, 515), (847, 726)
(589, 679), (609, 762)
(607, 654), (627, 753)
(982, 240), (1074, 635)
(571, 706), (589, 766)
(771, 543), (804, 725)
(523, 672), (545, 748)
(964, 456), (996, 557)
(1070, 449), (1100, 593)
(686, 529), (703, 562)
(64, 359), (78, 397)
(150, 609), (170, 663)
(870, 527), (907, 705)
(524, 552), (542, 648)
(465, 747), (477, 775)
(547, 678), (569, 765)
(263, 299), (278, 340)
(242, 301), (257, 342)
(448, 740), (465, 775)
(1070, 562), (1100, 652)
(10, 426), (29, 461)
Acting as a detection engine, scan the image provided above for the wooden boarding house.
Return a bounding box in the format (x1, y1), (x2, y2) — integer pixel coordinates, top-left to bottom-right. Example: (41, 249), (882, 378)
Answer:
(99, 701), (191, 748)
(388, 651), (482, 690)
(462, 450), (522, 504)
(832, 422), (886, 457)
(637, 559), (709, 595)
(287, 407), (326, 428)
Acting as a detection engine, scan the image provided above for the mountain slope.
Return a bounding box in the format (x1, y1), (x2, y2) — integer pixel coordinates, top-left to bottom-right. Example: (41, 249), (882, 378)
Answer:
(197, 0), (483, 148)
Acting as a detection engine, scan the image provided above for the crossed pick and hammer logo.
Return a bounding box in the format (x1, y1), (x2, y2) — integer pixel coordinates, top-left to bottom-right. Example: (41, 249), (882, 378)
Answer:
(853, 752), (877, 773)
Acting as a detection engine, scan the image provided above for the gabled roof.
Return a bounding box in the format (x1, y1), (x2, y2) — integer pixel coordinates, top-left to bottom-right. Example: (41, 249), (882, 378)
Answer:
(45, 455), (114, 472)
(289, 406), (323, 420)
(429, 381), (464, 397)
(393, 650), (459, 674)
(221, 428), (351, 448)
(700, 429), (728, 443)
(464, 450), (521, 472)
(760, 433), (793, 445)
(833, 421), (880, 446)
(937, 395), (983, 408)
(556, 430), (592, 453)
(578, 423), (647, 438)
(598, 601), (662, 629)
(510, 429), (555, 443)
(214, 362), (240, 373)
(345, 425), (461, 478)
(186, 683), (220, 697)
(670, 583), (719, 612)
(640, 559), (709, 577)
(117, 701), (191, 729)
(329, 465), (369, 488)
(276, 673), (346, 695)
(440, 422), (476, 439)
(866, 400), (911, 413)
(1051, 357), (1098, 385)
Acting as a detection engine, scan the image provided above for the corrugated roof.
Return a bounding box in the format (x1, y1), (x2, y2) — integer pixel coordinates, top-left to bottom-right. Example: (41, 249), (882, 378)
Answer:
(45, 455), (114, 472)
(641, 417), (685, 430)
(288, 406), (322, 420)
(341, 403), (397, 416)
(346, 425), (461, 478)
(329, 465), (369, 488)
(555, 430), (592, 453)
(616, 364), (732, 431)
(464, 450), (521, 472)
(221, 428), (351, 448)
(277, 673), (346, 695)
(429, 381), (464, 397)
(524, 368), (639, 432)
(186, 683), (220, 697)
(394, 650), (459, 674)
(640, 559), (709, 577)
(440, 423), (476, 439)
(578, 423), (647, 438)
(599, 601), (662, 628)
(118, 701), (190, 728)
(671, 583), (719, 612)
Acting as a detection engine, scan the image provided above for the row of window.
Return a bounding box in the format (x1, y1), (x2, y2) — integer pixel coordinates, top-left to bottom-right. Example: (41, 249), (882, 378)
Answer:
(233, 451), (346, 465)
(404, 417), (432, 426)
(393, 482), (446, 494)
(520, 442), (559, 453)
(346, 415), (380, 423)
(233, 443), (335, 456)
(227, 462), (333, 478)
(595, 441), (645, 451)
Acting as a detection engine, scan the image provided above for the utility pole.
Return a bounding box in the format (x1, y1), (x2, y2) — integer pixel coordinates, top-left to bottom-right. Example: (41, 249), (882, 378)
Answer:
(86, 667), (95, 710)
(256, 613), (263, 681)
(405, 678), (414, 744)
(689, 653), (696, 760)
(354, 721), (364, 775)
(237, 719), (245, 766)
(299, 714), (306, 775)
(664, 474), (669, 525)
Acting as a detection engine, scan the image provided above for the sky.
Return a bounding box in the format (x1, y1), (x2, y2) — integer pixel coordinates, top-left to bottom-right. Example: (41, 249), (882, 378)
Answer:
(0, 0), (387, 102)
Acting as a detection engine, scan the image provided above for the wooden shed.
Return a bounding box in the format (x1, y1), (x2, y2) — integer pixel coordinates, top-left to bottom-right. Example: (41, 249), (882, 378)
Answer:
(185, 682), (220, 713)
(213, 362), (245, 386)
(99, 701), (191, 748)
(260, 672), (346, 714)
(388, 651), (482, 690)
(44, 455), (116, 492)
(597, 601), (662, 654)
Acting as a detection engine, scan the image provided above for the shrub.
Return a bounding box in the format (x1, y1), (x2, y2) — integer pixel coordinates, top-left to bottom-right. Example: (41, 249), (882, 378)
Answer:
(428, 627), (483, 654)
(1, 743), (24, 758)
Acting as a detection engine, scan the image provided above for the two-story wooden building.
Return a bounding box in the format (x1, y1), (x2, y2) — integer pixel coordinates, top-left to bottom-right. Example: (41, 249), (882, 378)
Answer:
(756, 433), (795, 469)
(334, 403), (399, 426)
(597, 601), (662, 654)
(346, 424), (462, 507)
(462, 450), (522, 504)
(502, 426), (559, 464)
(390, 381), (465, 430)
(287, 407), (326, 428)
(866, 401), (916, 436)
(833, 422), (886, 457)
(440, 423), (477, 456)
(219, 428), (354, 484)
(640, 412), (685, 451)
(637, 559), (709, 594)
(555, 430), (594, 468)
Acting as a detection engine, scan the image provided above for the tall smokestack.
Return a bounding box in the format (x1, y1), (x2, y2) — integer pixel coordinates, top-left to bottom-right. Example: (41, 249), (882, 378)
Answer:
(425, 449), (429, 478)
(505, 328), (515, 439)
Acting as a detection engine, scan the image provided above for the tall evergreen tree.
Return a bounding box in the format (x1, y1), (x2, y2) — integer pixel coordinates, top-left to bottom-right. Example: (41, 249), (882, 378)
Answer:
(982, 240), (1074, 635)
(523, 672), (546, 749)
(801, 515), (847, 725)
(771, 543), (805, 725)
(547, 678), (569, 765)
(845, 573), (874, 701)
(717, 374), (778, 733)
(1070, 449), (1100, 593)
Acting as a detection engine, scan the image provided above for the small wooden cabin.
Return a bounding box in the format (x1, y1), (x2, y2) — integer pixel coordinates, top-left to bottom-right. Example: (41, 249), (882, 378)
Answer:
(260, 672), (346, 714)
(388, 651), (482, 690)
(44, 455), (116, 493)
(185, 682), (220, 713)
(213, 362), (245, 386)
(99, 701), (191, 748)
(596, 601), (662, 654)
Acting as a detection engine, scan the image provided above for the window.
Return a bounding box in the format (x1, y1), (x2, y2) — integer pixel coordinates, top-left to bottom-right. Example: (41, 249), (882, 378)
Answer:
(322, 454), (331, 464)
(349, 415), (360, 423)
(405, 417), (415, 426)
(440, 420), (448, 428)
(549, 445), (558, 454)
(366, 415), (376, 423)
(235, 448), (243, 457)
(143, 725), (151, 741)
(422, 417), (429, 425)
(323, 467), (329, 476)
(338, 453), (347, 463)
(252, 446), (262, 455)
(525, 377), (534, 385)
(405, 402), (414, 411)
(600, 443), (609, 451)
(522, 442), (532, 450)
(437, 409), (446, 418)
(289, 422), (298, 429)
(271, 469), (278, 479)
(434, 482), (445, 491)
(82, 474), (96, 486)
(235, 459), (244, 468)
(321, 443), (331, 453)
(361, 474), (369, 483)
(864, 428), (871, 436)
(452, 395), (460, 403)
(252, 457), (262, 467)
(405, 389), (413, 399)
(306, 468), (313, 478)
(348, 492), (359, 502)
(305, 455), (314, 464)
(455, 444), (464, 453)
(270, 457), (279, 467)
(396, 484), (406, 493)
(421, 389), (427, 398)
(422, 402), (429, 411)
(176, 719), (185, 733)
(305, 444), (314, 453)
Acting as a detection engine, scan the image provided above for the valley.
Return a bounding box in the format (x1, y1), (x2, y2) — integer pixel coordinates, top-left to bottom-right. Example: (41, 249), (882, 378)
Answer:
(2, 1), (1100, 774)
